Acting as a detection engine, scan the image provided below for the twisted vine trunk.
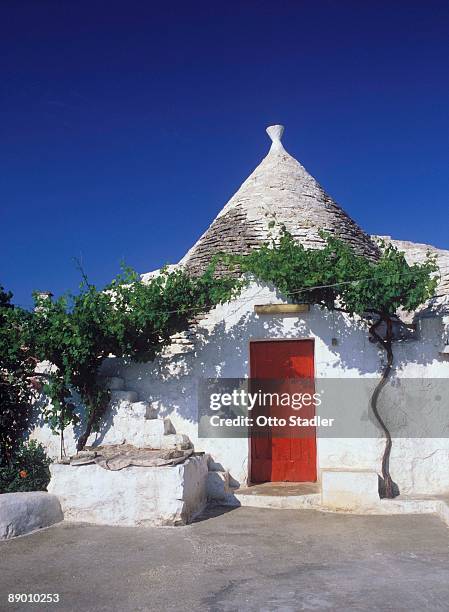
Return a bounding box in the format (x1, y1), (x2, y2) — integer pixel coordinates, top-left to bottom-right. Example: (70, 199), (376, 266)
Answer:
(76, 387), (100, 452)
(76, 385), (110, 452)
(76, 413), (95, 452)
(369, 314), (400, 499)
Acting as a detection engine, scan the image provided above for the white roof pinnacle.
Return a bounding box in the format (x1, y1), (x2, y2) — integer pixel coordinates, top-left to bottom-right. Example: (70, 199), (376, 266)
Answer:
(266, 124), (286, 153)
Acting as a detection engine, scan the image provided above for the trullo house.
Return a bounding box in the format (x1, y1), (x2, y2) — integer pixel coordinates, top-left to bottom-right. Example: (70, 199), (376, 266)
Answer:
(34, 125), (449, 518)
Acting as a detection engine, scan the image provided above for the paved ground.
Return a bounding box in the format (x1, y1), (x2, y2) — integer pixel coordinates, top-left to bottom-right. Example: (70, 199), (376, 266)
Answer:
(1, 506), (449, 611)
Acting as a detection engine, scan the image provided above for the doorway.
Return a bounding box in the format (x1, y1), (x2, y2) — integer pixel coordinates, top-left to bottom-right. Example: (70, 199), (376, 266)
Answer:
(249, 339), (317, 483)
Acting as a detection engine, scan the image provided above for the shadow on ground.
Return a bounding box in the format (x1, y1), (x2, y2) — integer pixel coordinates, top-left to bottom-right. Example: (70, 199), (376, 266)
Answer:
(191, 503), (239, 523)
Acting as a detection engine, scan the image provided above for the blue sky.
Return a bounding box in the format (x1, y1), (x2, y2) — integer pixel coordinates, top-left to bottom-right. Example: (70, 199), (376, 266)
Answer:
(1, 1), (448, 305)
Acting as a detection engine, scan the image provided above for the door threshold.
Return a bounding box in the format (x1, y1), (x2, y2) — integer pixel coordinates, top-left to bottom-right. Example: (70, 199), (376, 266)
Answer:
(237, 481), (319, 497)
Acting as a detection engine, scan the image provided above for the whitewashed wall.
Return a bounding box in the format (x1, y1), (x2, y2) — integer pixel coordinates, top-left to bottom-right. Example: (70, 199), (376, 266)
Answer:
(31, 281), (449, 496)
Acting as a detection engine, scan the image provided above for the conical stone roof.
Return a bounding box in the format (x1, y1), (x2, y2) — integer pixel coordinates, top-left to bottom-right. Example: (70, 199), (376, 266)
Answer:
(180, 125), (380, 275)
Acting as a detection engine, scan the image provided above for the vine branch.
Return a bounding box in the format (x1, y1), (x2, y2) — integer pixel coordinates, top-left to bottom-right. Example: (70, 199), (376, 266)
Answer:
(369, 314), (399, 498)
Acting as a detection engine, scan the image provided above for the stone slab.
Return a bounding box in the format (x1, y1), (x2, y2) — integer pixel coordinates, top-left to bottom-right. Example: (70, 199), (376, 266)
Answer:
(0, 492), (63, 540)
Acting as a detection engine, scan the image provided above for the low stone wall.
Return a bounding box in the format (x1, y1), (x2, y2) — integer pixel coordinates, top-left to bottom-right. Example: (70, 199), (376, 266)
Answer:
(48, 454), (209, 526)
(0, 492), (63, 540)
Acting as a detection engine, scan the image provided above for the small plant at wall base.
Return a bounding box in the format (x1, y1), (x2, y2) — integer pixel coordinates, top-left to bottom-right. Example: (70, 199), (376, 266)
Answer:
(224, 228), (438, 498)
(41, 377), (77, 460)
(30, 264), (242, 452)
(0, 440), (52, 494)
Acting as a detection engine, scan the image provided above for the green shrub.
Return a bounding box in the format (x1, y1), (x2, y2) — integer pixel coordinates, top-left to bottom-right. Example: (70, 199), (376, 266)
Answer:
(0, 440), (52, 494)
(0, 285), (36, 463)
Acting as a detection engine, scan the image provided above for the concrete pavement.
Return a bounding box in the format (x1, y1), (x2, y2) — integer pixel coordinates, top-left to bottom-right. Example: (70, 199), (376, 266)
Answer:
(1, 505), (449, 611)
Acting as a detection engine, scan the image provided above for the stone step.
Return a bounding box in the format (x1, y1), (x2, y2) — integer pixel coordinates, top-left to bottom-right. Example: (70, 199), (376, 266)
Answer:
(125, 419), (168, 448)
(160, 434), (192, 450)
(110, 390), (138, 404)
(128, 401), (149, 419)
(233, 482), (321, 510)
(113, 400), (157, 420)
(234, 491), (320, 509)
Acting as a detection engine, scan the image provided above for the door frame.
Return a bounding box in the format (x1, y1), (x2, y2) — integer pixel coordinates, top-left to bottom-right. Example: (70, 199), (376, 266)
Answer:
(247, 337), (317, 484)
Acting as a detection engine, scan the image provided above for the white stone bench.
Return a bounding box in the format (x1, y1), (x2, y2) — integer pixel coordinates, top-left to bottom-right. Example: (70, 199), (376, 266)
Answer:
(321, 469), (380, 510)
(0, 492), (63, 539)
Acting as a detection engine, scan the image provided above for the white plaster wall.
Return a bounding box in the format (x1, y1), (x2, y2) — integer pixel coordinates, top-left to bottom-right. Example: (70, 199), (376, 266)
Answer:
(31, 281), (449, 496)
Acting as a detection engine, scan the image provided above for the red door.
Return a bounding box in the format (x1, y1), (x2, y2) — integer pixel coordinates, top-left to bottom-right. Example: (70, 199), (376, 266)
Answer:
(250, 340), (317, 483)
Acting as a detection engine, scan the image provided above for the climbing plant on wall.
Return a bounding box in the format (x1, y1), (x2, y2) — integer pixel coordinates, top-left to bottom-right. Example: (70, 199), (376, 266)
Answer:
(223, 228), (438, 498)
(30, 265), (241, 452)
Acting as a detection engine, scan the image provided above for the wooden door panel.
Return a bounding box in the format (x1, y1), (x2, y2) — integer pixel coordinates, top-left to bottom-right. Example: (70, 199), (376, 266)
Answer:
(250, 340), (317, 483)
